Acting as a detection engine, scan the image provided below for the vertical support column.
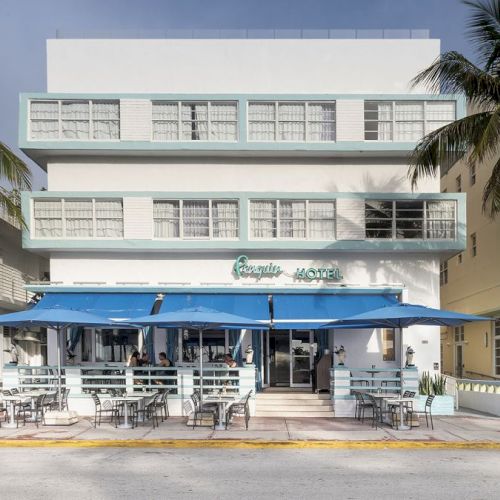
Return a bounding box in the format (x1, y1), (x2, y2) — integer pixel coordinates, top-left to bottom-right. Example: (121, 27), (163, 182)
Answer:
(125, 367), (134, 394)
(65, 367), (82, 395)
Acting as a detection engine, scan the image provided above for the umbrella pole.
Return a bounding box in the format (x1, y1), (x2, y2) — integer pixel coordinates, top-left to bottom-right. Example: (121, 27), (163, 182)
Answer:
(400, 327), (404, 396)
(199, 328), (203, 407)
(57, 326), (62, 412)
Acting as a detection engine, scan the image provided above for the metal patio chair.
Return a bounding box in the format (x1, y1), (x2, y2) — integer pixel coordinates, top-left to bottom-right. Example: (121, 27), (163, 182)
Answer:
(135, 393), (161, 428)
(184, 398), (215, 430)
(91, 393), (119, 428)
(154, 390), (170, 421)
(407, 394), (435, 430)
(225, 390), (252, 429)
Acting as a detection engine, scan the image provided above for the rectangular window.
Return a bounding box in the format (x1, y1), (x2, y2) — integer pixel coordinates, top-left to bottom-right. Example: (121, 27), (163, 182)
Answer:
(382, 329), (395, 361)
(95, 329), (139, 363)
(33, 198), (123, 238)
(248, 101), (336, 142)
(152, 101), (238, 141)
(364, 100), (455, 141)
(454, 325), (465, 342)
(495, 319), (500, 376)
(153, 199), (239, 239)
(471, 232), (477, 257)
(440, 260), (448, 286)
(250, 199), (336, 239)
(458, 253), (463, 264)
(456, 175), (462, 193)
(182, 329), (226, 363)
(365, 200), (456, 240)
(30, 99), (120, 140)
(470, 164), (476, 186)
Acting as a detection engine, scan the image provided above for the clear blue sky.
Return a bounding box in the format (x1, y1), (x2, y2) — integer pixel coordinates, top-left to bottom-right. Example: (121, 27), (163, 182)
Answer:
(0, 0), (475, 189)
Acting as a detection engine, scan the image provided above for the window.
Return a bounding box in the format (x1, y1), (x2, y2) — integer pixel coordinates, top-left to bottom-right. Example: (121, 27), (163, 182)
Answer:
(364, 100), (455, 141)
(471, 233), (477, 257)
(248, 101), (336, 142)
(182, 329), (226, 363)
(454, 325), (465, 342)
(495, 319), (500, 376)
(95, 329), (139, 363)
(382, 329), (395, 361)
(456, 175), (462, 193)
(152, 101), (238, 141)
(153, 199), (239, 239)
(33, 198), (123, 238)
(365, 200), (456, 240)
(440, 260), (448, 286)
(458, 253), (463, 264)
(30, 100), (119, 140)
(470, 164), (476, 186)
(249, 199), (335, 239)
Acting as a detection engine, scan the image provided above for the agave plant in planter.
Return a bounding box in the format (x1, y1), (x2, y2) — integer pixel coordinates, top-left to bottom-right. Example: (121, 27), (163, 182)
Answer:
(419, 371), (447, 395)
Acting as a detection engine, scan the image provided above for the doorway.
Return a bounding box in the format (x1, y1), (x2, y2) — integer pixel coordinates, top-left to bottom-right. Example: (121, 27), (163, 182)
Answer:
(267, 330), (315, 387)
(455, 344), (464, 378)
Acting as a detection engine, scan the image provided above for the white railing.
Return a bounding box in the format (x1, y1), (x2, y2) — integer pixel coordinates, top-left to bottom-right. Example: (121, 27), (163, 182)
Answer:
(0, 263), (32, 304)
(0, 205), (21, 229)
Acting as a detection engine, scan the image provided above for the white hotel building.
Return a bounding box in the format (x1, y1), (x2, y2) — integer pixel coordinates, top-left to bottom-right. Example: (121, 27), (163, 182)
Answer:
(12, 34), (465, 416)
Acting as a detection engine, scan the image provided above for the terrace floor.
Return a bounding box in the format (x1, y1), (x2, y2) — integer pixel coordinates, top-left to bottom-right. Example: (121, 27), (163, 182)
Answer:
(0, 408), (499, 443)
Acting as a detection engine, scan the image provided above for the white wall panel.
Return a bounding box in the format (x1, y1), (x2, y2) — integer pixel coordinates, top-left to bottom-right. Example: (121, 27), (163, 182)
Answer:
(120, 100), (152, 141)
(336, 100), (364, 142)
(336, 198), (365, 240)
(123, 197), (153, 239)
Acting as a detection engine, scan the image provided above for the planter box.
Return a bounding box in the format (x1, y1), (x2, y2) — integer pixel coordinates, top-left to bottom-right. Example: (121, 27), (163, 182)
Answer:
(417, 394), (454, 415)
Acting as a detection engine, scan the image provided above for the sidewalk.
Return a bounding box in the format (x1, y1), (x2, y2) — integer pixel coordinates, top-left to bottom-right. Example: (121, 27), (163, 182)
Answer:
(1, 409), (499, 447)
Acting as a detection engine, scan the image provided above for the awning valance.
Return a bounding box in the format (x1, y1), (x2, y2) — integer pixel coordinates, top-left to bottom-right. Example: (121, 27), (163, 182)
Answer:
(159, 293), (270, 323)
(35, 293), (159, 322)
(272, 293), (399, 330)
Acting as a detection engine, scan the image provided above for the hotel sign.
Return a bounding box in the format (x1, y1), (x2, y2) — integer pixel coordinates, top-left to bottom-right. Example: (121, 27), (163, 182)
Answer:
(233, 255), (343, 282)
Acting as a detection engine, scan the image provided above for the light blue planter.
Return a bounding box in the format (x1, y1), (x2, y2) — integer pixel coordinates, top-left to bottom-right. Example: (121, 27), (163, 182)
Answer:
(417, 395), (454, 415)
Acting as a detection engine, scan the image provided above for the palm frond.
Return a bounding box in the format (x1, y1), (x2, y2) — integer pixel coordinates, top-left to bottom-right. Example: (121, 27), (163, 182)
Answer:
(0, 142), (32, 190)
(463, 0), (500, 74)
(408, 112), (493, 188)
(469, 105), (500, 163)
(482, 155), (500, 216)
(411, 51), (500, 107)
(0, 187), (27, 229)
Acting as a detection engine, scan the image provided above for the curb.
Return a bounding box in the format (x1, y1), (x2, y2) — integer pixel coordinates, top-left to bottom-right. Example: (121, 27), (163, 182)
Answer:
(1, 439), (500, 449)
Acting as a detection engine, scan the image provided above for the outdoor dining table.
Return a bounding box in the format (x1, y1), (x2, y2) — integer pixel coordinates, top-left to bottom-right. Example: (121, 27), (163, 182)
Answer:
(1, 395), (31, 428)
(386, 397), (415, 431)
(205, 394), (237, 430)
(360, 391), (400, 424)
(110, 395), (145, 429)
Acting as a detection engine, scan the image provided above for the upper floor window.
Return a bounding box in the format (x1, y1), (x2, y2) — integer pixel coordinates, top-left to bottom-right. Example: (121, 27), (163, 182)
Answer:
(440, 260), (448, 286)
(365, 200), (456, 240)
(250, 199), (336, 239)
(456, 175), (462, 192)
(29, 100), (120, 140)
(153, 199), (239, 239)
(33, 199), (123, 238)
(248, 101), (336, 142)
(469, 164), (476, 186)
(152, 101), (238, 142)
(470, 232), (477, 257)
(364, 101), (455, 141)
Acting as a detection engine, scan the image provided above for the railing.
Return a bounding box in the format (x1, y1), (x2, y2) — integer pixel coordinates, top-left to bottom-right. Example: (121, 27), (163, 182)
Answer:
(55, 28), (430, 40)
(0, 263), (32, 304)
(331, 366), (419, 399)
(456, 378), (500, 393)
(4, 364), (255, 397)
(0, 205), (21, 229)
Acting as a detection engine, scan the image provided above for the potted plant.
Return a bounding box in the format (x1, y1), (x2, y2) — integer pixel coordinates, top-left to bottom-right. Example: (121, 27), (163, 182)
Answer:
(245, 345), (254, 364)
(334, 345), (346, 365)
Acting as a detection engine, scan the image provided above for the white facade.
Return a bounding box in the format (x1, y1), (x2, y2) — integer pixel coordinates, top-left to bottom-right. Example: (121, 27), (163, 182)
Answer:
(14, 36), (466, 415)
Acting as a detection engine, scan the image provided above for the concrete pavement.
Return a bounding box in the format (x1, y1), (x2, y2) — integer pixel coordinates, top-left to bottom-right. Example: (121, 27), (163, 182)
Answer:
(0, 409), (499, 447)
(1, 447), (499, 499)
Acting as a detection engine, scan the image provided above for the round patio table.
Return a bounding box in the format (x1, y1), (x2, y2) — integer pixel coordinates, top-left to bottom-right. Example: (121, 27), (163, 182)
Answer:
(110, 396), (144, 429)
(205, 395), (236, 430)
(1, 395), (31, 428)
(386, 397), (415, 431)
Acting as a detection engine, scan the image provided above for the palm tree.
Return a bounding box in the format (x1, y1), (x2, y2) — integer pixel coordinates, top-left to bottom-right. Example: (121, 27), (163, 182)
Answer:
(0, 142), (32, 226)
(409, 0), (500, 216)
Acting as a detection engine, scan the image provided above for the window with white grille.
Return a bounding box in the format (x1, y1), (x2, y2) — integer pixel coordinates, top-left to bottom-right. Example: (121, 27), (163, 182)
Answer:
(33, 198), (123, 238)
(365, 200), (456, 240)
(249, 199), (335, 239)
(152, 101), (238, 141)
(364, 101), (455, 141)
(153, 200), (239, 239)
(248, 101), (336, 142)
(29, 100), (120, 140)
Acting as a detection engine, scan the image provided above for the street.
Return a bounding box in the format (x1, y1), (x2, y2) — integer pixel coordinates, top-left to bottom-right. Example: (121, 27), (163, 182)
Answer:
(0, 447), (499, 499)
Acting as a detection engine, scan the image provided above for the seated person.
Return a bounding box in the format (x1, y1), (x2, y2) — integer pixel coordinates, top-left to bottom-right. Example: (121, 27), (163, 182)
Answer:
(158, 352), (171, 367)
(140, 352), (150, 367)
(128, 351), (140, 367)
(224, 353), (237, 368)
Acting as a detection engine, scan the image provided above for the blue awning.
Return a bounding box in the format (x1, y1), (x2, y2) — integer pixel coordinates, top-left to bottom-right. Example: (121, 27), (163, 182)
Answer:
(35, 293), (159, 322)
(272, 294), (399, 330)
(160, 293), (270, 323)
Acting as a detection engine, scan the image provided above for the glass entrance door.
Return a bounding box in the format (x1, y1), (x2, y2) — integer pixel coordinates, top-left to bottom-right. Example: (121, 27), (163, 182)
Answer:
(269, 332), (290, 386)
(290, 330), (314, 387)
(455, 344), (464, 378)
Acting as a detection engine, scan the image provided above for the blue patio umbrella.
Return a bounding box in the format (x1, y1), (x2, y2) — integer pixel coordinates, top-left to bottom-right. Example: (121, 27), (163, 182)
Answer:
(0, 307), (113, 411)
(129, 306), (268, 406)
(320, 303), (490, 393)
